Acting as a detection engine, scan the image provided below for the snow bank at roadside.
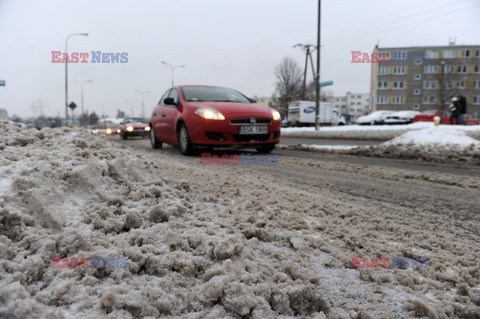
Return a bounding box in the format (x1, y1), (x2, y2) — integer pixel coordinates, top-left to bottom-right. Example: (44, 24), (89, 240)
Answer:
(281, 122), (480, 141)
(281, 127), (480, 165)
(0, 123), (332, 318)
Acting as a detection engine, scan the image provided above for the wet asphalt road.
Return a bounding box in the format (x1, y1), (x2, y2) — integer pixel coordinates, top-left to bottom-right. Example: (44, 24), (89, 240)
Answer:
(109, 135), (480, 178)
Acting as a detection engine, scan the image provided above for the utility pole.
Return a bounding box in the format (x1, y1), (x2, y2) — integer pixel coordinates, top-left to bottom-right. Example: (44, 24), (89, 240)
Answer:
(135, 90), (150, 119)
(294, 44), (317, 99)
(314, 0), (321, 131)
(161, 61), (185, 87)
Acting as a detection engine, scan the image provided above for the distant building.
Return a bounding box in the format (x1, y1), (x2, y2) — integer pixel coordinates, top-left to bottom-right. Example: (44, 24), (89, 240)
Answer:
(328, 92), (370, 119)
(370, 44), (480, 118)
(253, 96), (274, 108)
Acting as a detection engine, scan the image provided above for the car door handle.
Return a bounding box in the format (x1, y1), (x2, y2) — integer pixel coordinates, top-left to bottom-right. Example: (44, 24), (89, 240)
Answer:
(153, 113), (157, 116)
(161, 114), (166, 117)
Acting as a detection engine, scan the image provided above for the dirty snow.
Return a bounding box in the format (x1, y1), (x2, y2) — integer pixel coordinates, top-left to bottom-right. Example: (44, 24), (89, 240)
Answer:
(281, 123), (480, 141)
(1, 122), (480, 318)
(281, 127), (480, 165)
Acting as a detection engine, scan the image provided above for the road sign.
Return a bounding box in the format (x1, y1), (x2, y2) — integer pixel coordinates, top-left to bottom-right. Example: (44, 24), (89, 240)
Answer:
(319, 81), (333, 88)
(68, 102), (77, 110)
(0, 80), (5, 87)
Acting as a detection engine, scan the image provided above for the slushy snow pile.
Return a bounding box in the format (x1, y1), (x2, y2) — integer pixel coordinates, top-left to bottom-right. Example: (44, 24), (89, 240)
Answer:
(281, 126), (480, 165)
(1, 122), (480, 318)
(0, 123), (331, 318)
(281, 123), (480, 141)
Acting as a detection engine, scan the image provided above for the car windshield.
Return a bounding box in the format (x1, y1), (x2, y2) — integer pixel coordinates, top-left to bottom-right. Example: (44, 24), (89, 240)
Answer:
(182, 86), (251, 103)
(422, 110), (437, 115)
(124, 118), (146, 124)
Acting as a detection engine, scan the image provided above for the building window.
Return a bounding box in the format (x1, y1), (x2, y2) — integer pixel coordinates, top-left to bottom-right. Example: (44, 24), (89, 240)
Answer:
(392, 51), (407, 61)
(461, 49), (471, 58)
(415, 74), (421, 80)
(350, 102), (355, 105)
(445, 81), (453, 89)
(357, 95), (361, 99)
(393, 66), (406, 75)
(473, 96), (480, 105)
(377, 96), (387, 104)
(474, 80), (480, 89)
(476, 50), (480, 57)
(377, 81), (388, 89)
(393, 96), (404, 104)
(475, 65), (479, 73)
(426, 50), (439, 59)
(422, 96), (436, 104)
(414, 89), (421, 95)
(378, 66), (389, 75)
(393, 81), (405, 89)
(424, 65), (438, 74)
(444, 65), (453, 74)
(457, 65), (467, 73)
(442, 49), (455, 59)
(378, 51), (391, 63)
(356, 102), (361, 105)
(457, 80), (466, 89)
(423, 80), (437, 89)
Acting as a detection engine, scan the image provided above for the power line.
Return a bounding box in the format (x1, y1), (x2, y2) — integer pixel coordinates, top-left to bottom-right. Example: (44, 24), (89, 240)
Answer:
(322, 0), (469, 43)
(324, 3), (480, 47)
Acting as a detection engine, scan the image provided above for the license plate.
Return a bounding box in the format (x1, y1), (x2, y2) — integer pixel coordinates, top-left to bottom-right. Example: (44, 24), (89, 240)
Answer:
(239, 125), (268, 135)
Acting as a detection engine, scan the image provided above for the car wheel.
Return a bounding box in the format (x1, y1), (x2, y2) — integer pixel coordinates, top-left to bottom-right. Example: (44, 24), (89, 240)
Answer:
(370, 120), (376, 125)
(178, 124), (195, 155)
(256, 145), (275, 154)
(150, 127), (163, 149)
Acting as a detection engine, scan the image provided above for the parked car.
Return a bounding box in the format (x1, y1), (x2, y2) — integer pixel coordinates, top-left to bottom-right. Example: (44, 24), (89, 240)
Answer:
(356, 111), (395, 125)
(384, 111), (420, 125)
(413, 110), (480, 125)
(149, 85), (281, 155)
(119, 117), (150, 139)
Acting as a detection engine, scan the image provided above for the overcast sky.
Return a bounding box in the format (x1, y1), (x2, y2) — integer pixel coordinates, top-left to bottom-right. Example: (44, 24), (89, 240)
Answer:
(0, 0), (479, 118)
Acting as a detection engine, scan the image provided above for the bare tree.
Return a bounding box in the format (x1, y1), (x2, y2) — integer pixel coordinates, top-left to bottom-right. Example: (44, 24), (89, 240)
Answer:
(273, 57), (303, 113)
(116, 109), (126, 119)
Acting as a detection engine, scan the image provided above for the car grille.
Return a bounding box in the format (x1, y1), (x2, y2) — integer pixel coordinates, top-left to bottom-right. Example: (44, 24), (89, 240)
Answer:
(230, 118), (271, 125)
(233, 134), (270, 142)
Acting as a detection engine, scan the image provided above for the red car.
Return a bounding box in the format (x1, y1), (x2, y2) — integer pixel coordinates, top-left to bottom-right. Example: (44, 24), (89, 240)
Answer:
(413, 110), (480, 125)
(119, 117), (150, 139)
(149, 85), (281, 155)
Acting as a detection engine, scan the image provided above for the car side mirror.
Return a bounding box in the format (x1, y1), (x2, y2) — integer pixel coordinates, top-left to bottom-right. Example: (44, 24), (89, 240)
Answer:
(119, 122), (123, 125)
(164, 98), (177, 106)
(249, 98), (257, 103)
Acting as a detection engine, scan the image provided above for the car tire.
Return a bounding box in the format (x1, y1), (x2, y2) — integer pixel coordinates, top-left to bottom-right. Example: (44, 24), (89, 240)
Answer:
(150, 127), (163, 149)
(256, 145), (275, 154)
(121, 132), (127, 140)
(178, 124), (195, 156)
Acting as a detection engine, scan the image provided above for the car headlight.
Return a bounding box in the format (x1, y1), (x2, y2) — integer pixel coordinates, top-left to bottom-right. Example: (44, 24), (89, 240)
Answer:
(106, 128), (112, 135)
(92, 129), (98, 134)
(126, 126), (134, 132)
(116, 129), (121, 133)
(271, 109), (281, 121)
(145, 126), (151, 131)
(195, 108), (225, 120)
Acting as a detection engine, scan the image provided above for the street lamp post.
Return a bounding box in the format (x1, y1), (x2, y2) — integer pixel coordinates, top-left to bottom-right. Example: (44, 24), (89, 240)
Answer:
(135, 89), (150, 119)
(126, 99), (137, 117)
(81, 80), (93, 127)
(161, 61), (185, 87)
(65, 33), (89, 126)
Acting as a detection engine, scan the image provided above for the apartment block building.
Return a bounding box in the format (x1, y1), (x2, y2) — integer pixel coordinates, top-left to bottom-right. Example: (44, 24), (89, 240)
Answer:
(370, 45), (480, 118)
(329, 92), (370, 119)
